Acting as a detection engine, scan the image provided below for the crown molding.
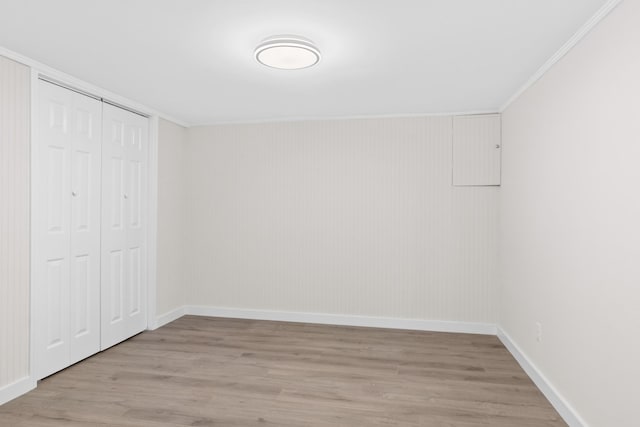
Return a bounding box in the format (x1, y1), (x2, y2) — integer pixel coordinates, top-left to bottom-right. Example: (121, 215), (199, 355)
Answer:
(0, 45), (190, 127)
(190, 110), (500, 128)
(2, 0), (622, 127)
(500, 0), (623, 112)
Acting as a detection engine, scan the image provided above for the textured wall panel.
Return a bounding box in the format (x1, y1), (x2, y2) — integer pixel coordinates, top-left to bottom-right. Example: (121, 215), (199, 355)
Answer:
(186, 116), (498, 323)
(157, 119), (187, 316)
(0, 55), (30, 388)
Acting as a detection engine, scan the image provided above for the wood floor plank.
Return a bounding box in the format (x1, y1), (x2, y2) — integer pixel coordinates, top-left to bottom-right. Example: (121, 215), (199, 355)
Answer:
(0, 316), (566, 426)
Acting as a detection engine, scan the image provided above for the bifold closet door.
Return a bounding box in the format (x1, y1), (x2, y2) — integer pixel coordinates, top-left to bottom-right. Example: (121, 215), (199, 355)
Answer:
(34, 80), (102, 379)
(101, 103), (148, 350)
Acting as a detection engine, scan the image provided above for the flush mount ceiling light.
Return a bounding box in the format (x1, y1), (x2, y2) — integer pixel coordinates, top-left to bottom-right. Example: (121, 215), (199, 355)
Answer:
(255, 35), (321, 70)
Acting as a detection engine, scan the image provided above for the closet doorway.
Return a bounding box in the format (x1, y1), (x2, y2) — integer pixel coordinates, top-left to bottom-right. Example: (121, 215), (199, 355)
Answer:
(33, 79), (150, 379)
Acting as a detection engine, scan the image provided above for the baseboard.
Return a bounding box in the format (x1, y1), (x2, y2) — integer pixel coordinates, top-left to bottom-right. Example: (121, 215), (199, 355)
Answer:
(0, 376), (36, 406)
(1, 309), (580, 427)
(154, 305), (187, 329)
(497, 328), (587, 427)
(185, 305), (497, 335)
(152, 307), (582, 426)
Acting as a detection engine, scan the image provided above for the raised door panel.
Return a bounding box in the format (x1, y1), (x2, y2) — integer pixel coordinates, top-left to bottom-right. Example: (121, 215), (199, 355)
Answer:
(101, 103), (148, 350)
(44, 259), (68, 353)
(125, 121), (147, 326)
(108, 249), (124, 323)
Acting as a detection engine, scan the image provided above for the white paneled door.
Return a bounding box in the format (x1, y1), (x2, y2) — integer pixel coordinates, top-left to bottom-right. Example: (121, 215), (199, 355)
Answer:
(100, 103), (148, 350)
(35, 81), (150, 378)
(34, 80), (102, 379)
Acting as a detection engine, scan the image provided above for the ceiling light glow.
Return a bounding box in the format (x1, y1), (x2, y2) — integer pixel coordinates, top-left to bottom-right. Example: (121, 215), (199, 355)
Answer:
(255, 35), (320, 70)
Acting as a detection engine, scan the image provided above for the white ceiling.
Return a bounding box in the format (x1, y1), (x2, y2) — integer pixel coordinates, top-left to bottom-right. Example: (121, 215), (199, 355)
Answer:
(0, 0), (609, 125)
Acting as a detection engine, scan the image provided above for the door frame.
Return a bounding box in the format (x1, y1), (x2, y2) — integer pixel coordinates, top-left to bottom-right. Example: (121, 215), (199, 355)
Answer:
(28, 65), (160, 381)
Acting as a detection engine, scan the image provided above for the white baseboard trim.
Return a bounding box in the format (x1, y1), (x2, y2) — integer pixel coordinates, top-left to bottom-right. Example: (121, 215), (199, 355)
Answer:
(1, 308), (581, 427)
(0, 376), (36, 406)
(154, 305), (187, 330)
(185, 305), (497, 335)
(151, 307), (582, 426)
(497, 328), (587, 427)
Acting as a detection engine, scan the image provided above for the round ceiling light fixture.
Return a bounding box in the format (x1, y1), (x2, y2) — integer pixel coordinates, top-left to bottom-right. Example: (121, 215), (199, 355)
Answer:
(255, 35), (321, 70)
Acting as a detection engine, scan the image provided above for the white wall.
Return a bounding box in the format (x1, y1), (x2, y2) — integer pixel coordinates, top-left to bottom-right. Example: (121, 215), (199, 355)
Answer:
(499, 1), (640, 426)
(185, 117), (499, 323)
(0, 56), (31, 398)
(157, 118), (187, 316)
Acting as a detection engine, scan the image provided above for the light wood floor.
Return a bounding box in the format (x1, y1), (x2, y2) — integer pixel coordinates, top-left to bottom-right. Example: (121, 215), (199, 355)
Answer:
(0, 316), (566, 426)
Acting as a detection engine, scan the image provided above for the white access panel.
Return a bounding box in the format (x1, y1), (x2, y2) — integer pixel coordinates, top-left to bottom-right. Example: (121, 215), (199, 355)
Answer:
(452, 114), (501, 186)
(100, 103), (148, 350)
(34, 80), (102, 379)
